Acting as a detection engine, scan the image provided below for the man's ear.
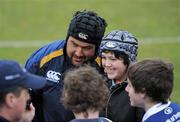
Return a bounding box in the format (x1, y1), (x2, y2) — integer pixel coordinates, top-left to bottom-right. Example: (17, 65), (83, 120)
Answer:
(5, 93), (17, 108)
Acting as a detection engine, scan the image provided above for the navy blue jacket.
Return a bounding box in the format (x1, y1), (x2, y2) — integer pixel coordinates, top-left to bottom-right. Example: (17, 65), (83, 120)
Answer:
(25, 40), (101, 122)
(70, 117), (112, 122)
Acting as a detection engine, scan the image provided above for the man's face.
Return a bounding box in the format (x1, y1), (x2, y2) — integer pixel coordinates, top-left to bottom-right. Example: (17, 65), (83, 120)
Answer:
(7, 88), (30, 121)
(66, 36), (96, 66)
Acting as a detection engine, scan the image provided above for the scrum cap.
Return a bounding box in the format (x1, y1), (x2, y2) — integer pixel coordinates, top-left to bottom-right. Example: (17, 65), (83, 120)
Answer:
(100, 30), (138, 63)
(68, 10), (107, 47)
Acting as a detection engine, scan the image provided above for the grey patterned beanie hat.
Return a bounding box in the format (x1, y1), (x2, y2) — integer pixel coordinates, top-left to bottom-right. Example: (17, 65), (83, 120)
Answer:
(100, 30), (138, 63)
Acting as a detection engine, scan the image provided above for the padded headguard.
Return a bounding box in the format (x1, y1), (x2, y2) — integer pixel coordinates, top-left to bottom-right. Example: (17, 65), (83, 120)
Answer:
(100, 30), (138, 63)
(67, 10), (107, 47)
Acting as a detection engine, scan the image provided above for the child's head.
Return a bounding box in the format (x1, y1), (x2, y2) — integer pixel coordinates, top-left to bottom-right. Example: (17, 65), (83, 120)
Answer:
(100, 30), (138, 65)
(126, 58), (174, 107)
(61, 65), (109, 118)
(99, 30), (138, 81)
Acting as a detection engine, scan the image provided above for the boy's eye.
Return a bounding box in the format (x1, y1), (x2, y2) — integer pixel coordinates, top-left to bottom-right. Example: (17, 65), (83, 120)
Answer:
(110, 57), (117, 60)
(118, 57), (124, 60)
(101, 56), (105, 59)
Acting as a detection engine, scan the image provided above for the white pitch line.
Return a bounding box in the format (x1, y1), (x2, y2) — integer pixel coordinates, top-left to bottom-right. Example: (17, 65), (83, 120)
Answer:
(0, 41), (50, 48)
(139, 37), (180, 44)
(0, 37), (180, 48)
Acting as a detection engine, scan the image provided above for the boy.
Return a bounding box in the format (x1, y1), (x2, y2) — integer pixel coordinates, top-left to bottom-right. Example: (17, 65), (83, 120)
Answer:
(126, 58), (180, 122)
(61, 65), (112, 122)
(99, 30), (144, 122)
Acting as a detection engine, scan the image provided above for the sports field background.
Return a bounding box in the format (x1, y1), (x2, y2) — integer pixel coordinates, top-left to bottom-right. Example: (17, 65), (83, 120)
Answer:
(0, 0), (180, 103)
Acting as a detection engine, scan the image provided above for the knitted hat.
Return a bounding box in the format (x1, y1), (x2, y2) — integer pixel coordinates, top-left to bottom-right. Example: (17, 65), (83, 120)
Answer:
(100, 30), (138, 63)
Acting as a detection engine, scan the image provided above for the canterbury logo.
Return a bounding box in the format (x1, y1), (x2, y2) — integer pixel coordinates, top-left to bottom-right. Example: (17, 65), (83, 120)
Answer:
(46, 70), (61, 82)
(78, 32), (88, 40)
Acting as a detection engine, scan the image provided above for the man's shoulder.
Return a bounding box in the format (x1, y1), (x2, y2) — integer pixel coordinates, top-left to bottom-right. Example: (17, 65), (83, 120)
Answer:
(36, 40), (65, 56)
(25, 40), (66, 70)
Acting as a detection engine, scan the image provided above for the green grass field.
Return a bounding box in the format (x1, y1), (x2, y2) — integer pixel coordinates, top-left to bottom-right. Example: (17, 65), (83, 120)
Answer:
(0, 0), (180, 102)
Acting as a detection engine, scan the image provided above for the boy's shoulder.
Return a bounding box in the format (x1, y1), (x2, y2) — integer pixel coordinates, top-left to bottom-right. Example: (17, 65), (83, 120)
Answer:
(99, 117), (113, 122)
(145, 102), (180, 122)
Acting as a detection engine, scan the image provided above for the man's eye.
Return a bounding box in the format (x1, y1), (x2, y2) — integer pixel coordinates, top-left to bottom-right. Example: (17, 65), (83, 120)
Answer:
(73, 43), (78, 47)
(83, 47), (92, 50)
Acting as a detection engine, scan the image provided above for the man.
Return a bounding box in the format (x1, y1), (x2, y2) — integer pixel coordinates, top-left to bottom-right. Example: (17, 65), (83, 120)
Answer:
(125, 58), (180, 122)
(62, 65), (112, 122)
(0, 60), (46, 122)
(25, 10), (107, 122)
